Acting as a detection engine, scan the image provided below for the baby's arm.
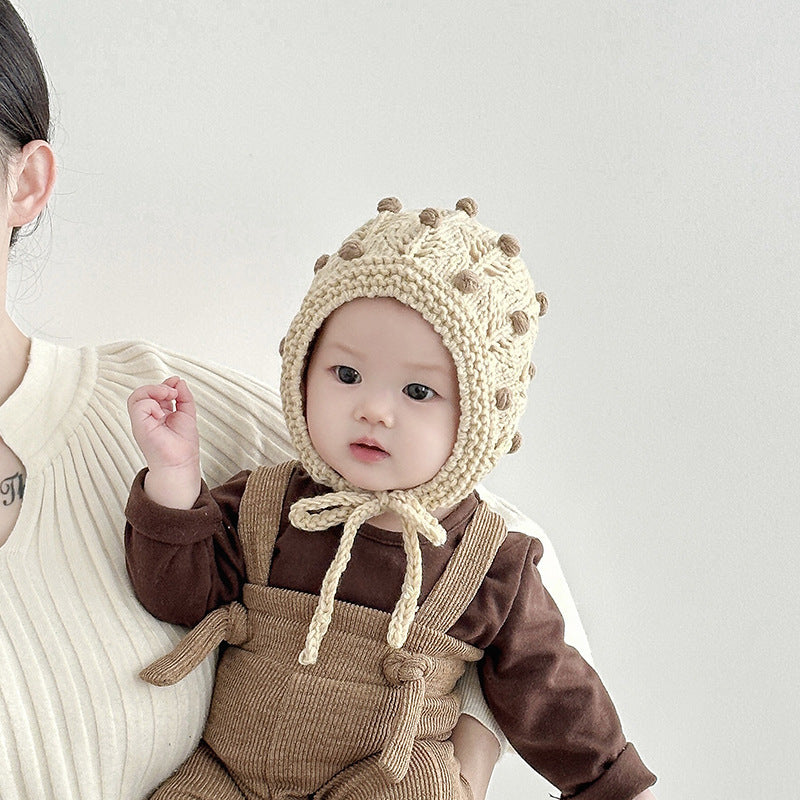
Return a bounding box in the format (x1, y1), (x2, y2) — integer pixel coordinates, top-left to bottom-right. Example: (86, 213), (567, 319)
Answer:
(453, 488), (600, 798)
(478, 534), (656, 798)
(127, 377), (202, 508)
(124, 470), (249, 625)
(126, 377), (249, 625)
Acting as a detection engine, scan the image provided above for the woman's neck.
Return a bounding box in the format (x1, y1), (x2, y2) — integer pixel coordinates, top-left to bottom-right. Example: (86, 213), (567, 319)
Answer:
(0, 312), (30, 406)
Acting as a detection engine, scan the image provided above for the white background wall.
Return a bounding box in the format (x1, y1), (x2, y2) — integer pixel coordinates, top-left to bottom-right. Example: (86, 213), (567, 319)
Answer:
(10, 2), (800, 798)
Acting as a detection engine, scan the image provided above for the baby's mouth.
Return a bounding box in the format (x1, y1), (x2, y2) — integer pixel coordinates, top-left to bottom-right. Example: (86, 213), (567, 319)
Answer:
(350, 439), (390, 462)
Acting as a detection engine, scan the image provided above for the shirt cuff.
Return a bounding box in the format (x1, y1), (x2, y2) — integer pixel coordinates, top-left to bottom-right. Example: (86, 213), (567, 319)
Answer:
(125, 468), (222, 545)
(567, 743), (656, 800)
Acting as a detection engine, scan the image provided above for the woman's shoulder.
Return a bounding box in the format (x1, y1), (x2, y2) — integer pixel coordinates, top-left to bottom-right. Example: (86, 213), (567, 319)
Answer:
(90, 340), (283, 418)
(23, 339), (291, 484)
(93, 340), (272, 396)
(95, 340), (294, 476)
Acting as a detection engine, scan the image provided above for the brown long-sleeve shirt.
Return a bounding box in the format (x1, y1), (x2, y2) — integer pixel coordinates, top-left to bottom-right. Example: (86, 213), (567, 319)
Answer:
(125, 464), (655, 799)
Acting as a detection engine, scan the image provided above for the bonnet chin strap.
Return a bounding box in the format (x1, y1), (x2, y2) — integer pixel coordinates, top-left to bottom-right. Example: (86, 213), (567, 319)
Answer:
(289, 489), (447, 665)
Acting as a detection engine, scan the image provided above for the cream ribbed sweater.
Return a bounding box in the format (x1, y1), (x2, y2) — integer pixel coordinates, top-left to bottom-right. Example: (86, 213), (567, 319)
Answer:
(0, 339), (293, 799)
(0, 338), (590, 799)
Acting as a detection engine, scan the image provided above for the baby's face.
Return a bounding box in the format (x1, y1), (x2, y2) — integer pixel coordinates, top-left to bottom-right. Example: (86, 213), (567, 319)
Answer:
(305, 297), (460, 493)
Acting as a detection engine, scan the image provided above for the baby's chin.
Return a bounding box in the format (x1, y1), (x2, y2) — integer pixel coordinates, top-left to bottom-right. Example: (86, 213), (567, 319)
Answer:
(339, 473), (405, 493)
(333, 466), (430, 495)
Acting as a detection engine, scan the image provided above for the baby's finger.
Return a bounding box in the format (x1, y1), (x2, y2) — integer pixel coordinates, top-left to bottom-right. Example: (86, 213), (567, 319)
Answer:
(173, 379), (197, 418)
(130, 397), (167, 425)
(128, 383), (179, 409)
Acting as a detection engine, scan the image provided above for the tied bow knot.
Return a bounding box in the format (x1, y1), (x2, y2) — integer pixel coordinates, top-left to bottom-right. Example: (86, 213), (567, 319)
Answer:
(139, 602), (249, 686)
(289, 489), (447, 665)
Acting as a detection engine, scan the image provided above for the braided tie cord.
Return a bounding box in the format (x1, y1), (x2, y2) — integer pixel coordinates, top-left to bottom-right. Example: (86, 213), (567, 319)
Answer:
(139, 602), (249, 686)
(289, 490), (447, 665)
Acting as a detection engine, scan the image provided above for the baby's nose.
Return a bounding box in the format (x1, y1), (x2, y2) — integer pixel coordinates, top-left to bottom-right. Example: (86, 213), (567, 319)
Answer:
(356, 391), (395, 427)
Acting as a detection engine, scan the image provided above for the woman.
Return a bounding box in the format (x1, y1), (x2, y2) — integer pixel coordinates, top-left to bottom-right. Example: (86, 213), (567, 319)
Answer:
(0, 2), (592, 797)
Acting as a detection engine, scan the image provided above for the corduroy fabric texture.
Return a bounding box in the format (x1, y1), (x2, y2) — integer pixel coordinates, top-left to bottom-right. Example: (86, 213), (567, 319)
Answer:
(280, 198), (544, 661)
(143, 462), (507, 799)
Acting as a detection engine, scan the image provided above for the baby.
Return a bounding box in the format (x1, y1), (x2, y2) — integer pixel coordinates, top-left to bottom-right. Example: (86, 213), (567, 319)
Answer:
(125, 198), (657, 799)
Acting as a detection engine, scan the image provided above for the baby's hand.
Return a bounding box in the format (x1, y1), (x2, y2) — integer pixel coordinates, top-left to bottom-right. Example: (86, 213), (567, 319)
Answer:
(128, 377), (199, 468)
(127, 377), (201, 509)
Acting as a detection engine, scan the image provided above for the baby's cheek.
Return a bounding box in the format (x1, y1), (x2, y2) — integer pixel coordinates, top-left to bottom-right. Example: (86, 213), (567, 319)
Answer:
(444, 409), (460, 452)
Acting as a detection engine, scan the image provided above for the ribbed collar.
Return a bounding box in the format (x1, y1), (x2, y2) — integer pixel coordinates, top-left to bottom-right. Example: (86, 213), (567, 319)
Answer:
(0, 338), (98, 475)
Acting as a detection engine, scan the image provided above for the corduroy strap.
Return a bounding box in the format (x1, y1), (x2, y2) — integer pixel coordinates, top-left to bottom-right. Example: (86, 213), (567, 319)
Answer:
(238, 460), (297, 585)
(139, 602), (248, 687)
(289, 489), (447, 665)
(415, 501), (507, 631)
(378, 650), (435, 782)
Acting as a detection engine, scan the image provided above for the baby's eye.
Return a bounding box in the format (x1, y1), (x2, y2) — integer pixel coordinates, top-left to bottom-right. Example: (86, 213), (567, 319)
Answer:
(334, 365), (361, 384)
(404, 383), (436, 401)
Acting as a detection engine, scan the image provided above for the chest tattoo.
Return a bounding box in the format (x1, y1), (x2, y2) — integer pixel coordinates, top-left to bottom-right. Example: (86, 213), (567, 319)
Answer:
(0, 472), (25, 506)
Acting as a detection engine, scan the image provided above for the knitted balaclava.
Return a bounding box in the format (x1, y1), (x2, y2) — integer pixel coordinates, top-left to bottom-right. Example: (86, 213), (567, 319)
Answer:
(280, 198), (546, 663)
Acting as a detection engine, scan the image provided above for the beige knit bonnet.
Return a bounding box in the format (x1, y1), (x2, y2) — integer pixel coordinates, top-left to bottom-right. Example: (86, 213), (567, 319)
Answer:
(280, 198), (546, 663)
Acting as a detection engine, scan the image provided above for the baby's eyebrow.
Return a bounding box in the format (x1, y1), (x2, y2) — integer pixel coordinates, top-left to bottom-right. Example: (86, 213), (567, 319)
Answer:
(323, 340), (362, 358)
(400, 360), (451, 376)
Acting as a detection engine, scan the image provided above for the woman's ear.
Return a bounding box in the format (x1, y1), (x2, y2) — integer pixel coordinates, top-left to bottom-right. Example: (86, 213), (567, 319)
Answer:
(7, 139), (56, 229)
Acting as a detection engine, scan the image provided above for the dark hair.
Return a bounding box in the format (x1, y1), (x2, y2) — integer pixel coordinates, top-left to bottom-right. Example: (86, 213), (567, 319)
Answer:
(0, 0), (51, 245)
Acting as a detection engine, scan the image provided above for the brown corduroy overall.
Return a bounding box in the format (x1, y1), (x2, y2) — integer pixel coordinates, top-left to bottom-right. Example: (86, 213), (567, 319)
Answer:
(142, 461), (507, 800)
